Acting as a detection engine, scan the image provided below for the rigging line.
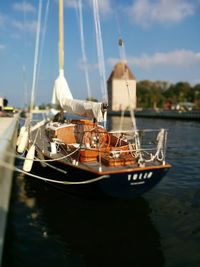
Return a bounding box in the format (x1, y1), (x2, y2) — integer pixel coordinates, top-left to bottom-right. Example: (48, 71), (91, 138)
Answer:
(114, 8), (121, 38)
(118, 39), (137, 130)
(92, 0), (108, 104)
(0, 160), (109, 185)
(22, 1), (28, 108)
(115, 11), (126, 64)
(36, 0), (50, 92)
(117, 38), (142, 159)
(22, 65), (28, 109)
(30, 0), (42, 120)
(32, 127), (40, 145)
(5, 145), (159, 162)
(23, 0), (27, 46)
(116, 42), (126, 130)
(19, 116), (46, 122)
(119, 109), (125, 130)
(114, 8), (125, 61)
(14, 146), (81, 162)
(74, 0), (79, 21)
(77, 0), (92, 99)
(114, 9), (135, 130)
(35, 156), (67, 174)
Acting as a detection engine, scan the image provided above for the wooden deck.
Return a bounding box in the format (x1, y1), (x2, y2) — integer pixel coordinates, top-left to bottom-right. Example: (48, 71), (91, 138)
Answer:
(31, 124), (171, 176)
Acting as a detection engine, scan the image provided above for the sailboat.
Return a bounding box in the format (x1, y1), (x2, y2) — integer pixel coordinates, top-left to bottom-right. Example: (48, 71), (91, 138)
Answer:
(17, 0), (171, 198)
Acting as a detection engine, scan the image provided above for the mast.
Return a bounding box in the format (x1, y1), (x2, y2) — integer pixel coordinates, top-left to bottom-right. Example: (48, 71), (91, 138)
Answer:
(51, 0), (73, 103)
(58, 0), (64, 74)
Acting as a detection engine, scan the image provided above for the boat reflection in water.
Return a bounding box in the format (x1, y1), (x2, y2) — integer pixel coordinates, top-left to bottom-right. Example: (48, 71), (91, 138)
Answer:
(4, 167), (165, 267)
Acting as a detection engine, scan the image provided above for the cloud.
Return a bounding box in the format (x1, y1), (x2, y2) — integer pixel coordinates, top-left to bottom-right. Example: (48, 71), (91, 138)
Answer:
(0, 13), (6, 28)
(11, 20), (37, 33)
(64, 0), (78, 9)
(96, 0), (112, 15)
(12, 2), (35, 13)
(78, 59), (98, 72)
(108, 50), (200, 69)
(64, 0), (112, 16)
(0, 44), (6, 50)
(127, 0), (196, 27)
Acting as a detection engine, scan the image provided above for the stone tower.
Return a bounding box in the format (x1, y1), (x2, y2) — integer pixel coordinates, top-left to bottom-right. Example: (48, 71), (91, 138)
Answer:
(107, 61), (136, 112)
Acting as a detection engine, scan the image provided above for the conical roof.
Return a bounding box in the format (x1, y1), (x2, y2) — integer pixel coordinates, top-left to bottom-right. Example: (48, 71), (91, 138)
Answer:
(107, 61), (136, 82)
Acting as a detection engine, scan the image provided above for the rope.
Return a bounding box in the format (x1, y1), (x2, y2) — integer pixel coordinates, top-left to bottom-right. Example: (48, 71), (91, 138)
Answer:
(1, 146), (80, 163)
(33, 128), (40, 145)
(0, 160), (109, 185)
(35, 156), (67, 174)
(29, 146), (80, 162)
(19, 116), (46, 122)
(5, 139), (164, 163)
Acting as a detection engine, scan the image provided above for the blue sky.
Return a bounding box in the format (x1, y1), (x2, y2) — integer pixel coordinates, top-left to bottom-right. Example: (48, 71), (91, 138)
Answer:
(0, 0), (200, 107)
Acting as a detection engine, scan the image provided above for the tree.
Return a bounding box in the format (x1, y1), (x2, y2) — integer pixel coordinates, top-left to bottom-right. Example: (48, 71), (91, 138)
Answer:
(3, 98), (8, 107)
(137, 81), (164, 109)
(192, 84), (200, 108)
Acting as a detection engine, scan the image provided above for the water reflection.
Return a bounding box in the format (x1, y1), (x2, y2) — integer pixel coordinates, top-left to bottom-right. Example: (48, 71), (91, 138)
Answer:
(3, 118), (200, 267)
(4, 170), (164, 267)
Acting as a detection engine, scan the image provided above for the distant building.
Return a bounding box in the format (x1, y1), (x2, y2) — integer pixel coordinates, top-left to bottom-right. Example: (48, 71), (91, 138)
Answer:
(0, 97), (8, 109)
(107, 61), (136, 112)
(175, 102), (196, 111)
(0, 97), (3, 110)
(163, 100), (172, 110)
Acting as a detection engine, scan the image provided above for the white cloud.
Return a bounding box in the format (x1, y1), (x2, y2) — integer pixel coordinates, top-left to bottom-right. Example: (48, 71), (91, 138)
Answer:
(108, 50), (200, 69)
(78, 59), (98, 71)
(96, 0), (112, 15)
(11, 20), (37, 33)
(127, 0), (196, 27)
(64, 0), (112, 16)
(0, 44), (6, 50)
(0, 14), (6, 28)
(12, 2), (35, 13)
(191, 79), (200, 85)
(64, 0), (78, 9)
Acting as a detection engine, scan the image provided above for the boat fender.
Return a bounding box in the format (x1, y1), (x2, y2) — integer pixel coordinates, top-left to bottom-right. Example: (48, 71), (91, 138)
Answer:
(85, 142), (90, 148)
(23, 145), (35, 172)
(17, 130), (29, 153)
(16, 125), (26, 147)
(109, 150), (120, 158)
(50, 142), (57, 155)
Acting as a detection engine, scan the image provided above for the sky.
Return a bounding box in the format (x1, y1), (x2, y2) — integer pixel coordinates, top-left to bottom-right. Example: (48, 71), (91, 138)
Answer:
(0, 0), (200, 107)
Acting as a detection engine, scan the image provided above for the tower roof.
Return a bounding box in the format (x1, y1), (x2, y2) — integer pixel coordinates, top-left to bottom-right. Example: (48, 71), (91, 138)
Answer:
(107, 61), (136, 82)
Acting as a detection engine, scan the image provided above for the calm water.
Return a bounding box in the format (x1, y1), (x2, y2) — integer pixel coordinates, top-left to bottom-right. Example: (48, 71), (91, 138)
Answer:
(2, 117), (200, 267)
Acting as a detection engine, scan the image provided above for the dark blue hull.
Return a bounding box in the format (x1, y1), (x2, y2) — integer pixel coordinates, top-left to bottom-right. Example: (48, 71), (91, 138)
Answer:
(98, 167), (170, 198)
(32, 160), (170, 198)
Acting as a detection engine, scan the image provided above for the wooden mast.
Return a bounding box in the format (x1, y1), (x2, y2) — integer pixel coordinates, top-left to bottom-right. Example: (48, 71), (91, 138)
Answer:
(58, 0), (64, 73)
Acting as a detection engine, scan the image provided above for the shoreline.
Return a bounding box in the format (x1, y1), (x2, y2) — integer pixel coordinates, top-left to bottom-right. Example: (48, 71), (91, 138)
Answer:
(108, 110), (200, 121)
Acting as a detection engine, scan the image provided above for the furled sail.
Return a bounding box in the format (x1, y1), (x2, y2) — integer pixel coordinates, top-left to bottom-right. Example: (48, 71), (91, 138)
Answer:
(51, 70), (105, 121)
(51, 69), (73, 104)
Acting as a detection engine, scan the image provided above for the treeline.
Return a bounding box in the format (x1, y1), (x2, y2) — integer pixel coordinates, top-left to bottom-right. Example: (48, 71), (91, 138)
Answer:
(38, 81), (200, 110)
(137, 81), (200, 109)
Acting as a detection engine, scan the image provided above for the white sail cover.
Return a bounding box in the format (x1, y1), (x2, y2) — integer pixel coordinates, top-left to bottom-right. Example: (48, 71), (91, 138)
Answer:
(52, 70), (73, 104)
(51, 70), (104, 121)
